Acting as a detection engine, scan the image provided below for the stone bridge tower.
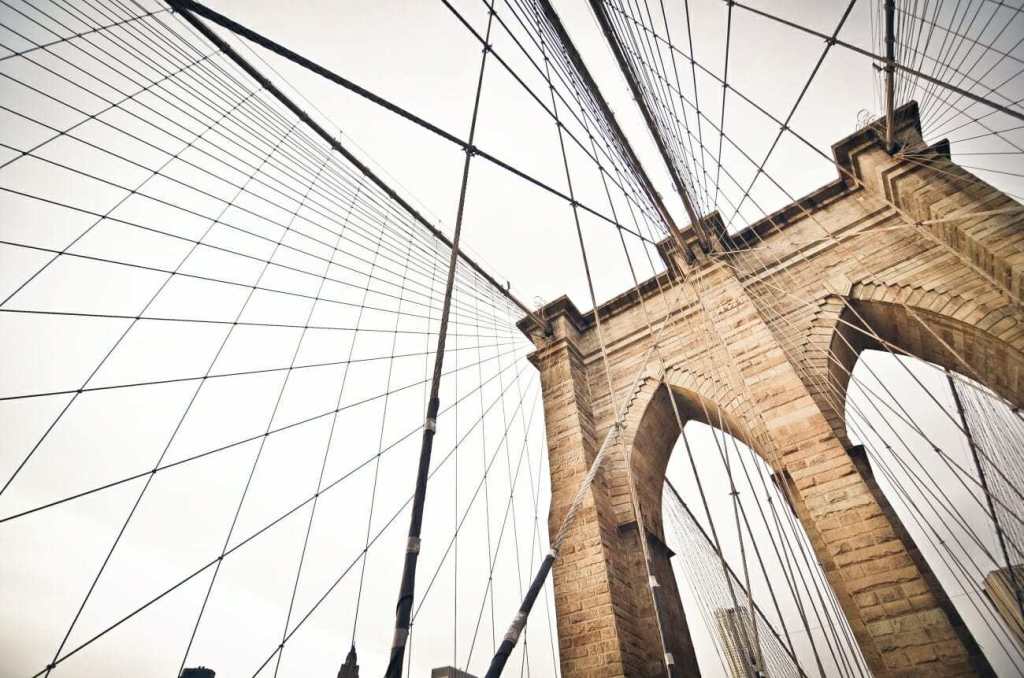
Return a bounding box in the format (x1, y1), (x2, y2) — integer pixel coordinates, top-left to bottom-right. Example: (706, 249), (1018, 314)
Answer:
(517, 104), (1024, 677)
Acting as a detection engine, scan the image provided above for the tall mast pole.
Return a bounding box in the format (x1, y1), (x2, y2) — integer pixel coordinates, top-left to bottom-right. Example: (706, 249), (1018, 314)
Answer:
(883, 0), (897, 152)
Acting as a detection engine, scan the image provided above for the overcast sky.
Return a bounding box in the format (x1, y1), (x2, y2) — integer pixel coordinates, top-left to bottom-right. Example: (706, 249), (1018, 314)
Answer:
(1, 1), (1023, 677)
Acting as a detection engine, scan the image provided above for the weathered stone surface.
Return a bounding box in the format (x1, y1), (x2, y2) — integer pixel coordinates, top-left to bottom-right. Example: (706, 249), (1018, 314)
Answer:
(518, 104), (1019, 677)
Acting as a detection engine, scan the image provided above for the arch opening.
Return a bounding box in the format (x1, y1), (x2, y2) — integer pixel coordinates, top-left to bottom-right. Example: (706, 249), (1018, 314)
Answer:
(842, 347), (1024, 676)
(826, 296), (1024, 446)
(627, 380), (869, 678)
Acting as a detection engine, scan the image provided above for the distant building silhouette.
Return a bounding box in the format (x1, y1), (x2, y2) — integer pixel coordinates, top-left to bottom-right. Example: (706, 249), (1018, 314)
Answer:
(430, 668), (475, 678)
(180, 668), (215, 678)
(984, 565), (1024, 644)
(337, 645), (359, 678)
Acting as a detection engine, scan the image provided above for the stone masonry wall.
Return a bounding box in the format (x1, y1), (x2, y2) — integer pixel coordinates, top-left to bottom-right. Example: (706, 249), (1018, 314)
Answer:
(519, 104), (1022, 677)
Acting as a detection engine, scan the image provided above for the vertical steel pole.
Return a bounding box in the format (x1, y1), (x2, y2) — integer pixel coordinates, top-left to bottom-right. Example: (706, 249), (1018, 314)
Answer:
(883, 0), (897, 152)
(383, 4), (498, 676)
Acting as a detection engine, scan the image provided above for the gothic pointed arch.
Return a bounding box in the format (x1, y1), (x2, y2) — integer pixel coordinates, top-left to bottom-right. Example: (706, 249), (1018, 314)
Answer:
(615, 367), (764, 537)
(808, 282), (1024, 444)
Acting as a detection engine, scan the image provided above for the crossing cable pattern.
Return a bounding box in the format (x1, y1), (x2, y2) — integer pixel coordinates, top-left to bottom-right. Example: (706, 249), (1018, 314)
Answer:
(0, 1), (560, 676)
(664, 477), (803, 678)
(567, 2), (1024, 676)
(475, 6), (868, 675)
(3, 0), (1024, 677)
(463, 0), (680, 239)
(169, 30), (1024, 675)
(391, 2), (1024, 675)
(589, 2), (884, 675)
(159, 14), (786, 675)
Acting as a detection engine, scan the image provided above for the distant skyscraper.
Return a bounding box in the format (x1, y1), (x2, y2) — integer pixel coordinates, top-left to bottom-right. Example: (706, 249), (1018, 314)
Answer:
(338, 645), (359, 678)
(714, 607), (767, 678)
(180, 668), (215, 678)
(984, 565), (1024, 644)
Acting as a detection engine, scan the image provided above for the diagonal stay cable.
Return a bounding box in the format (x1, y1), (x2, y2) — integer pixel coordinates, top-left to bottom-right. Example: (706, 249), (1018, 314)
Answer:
(247, 357), (536, 678)
(0, 341), (527, 528)
(37, 114), (304, 677)
(27, 348), (533, 678)
(163, 0), (657, 249)
(724, 0), (858, 230)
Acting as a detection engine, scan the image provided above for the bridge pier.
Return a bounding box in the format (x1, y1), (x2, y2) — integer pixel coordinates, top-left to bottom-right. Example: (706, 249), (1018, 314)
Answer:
(526, 308), (701, 677)
(518, 103), (1020, 677)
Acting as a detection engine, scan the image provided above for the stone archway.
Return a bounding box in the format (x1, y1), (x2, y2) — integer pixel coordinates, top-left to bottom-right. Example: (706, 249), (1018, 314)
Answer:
(838, 285), (1024, 405)
(523, 295), (999, 677)
(811, 285), (1024, 678)
(613, 372), (767, 678)
(618, 369), (762, 539)
(518, 103), (1020, 677)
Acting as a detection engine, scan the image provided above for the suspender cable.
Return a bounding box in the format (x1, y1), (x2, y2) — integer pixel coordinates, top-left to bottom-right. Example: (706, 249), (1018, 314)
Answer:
(384, 1), (498, 673)
(947, 369), (1024, 625)
(883, 0), (897, 152)
(166, 0), (547, 337)
(725, 0), (1024, 124)
(167, 3), (539, 674)
(165, 0), (657, 249)
(665, 479), (808, 677)
(588, 0), (707, 248)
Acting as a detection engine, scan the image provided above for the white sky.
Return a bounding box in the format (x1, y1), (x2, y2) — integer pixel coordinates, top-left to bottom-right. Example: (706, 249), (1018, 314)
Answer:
(1, 1), (1023, 677)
